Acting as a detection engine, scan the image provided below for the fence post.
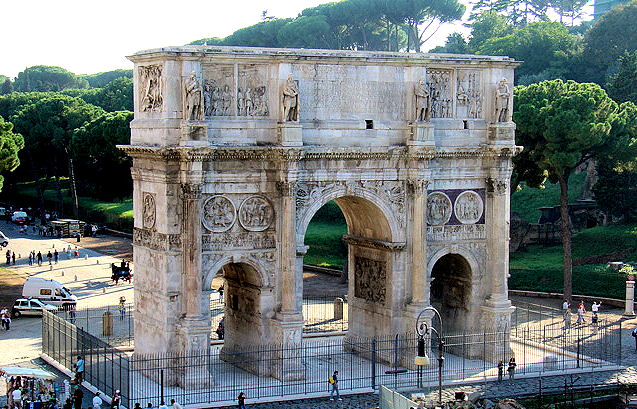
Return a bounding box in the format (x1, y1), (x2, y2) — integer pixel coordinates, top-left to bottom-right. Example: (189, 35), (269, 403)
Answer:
(161, 369), (164, 405)
(577, 325), (581, 368)
(619, 321), (622, 365)
(371, 338), (376, 390)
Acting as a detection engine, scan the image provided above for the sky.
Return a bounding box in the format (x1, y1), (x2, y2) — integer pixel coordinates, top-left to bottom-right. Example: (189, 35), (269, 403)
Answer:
(1, 0), (593, 79)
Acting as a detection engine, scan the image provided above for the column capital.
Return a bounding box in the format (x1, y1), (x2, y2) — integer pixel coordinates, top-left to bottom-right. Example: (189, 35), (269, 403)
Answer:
(180, 183), (202, 200)
(485, 177), (507, 195)
(276, 181), (296, 197)
(407, 179), (429, 195)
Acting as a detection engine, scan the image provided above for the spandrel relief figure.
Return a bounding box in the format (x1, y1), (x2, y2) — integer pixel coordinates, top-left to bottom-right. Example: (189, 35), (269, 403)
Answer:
(184, 72), (204, 121)
(495, 78), (511, 122)
(415, 78), (431, 122)
(282, 74), (299, 122)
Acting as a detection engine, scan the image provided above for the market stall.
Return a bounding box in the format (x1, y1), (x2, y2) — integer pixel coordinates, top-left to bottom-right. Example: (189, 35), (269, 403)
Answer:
(1, 366), (59, 409)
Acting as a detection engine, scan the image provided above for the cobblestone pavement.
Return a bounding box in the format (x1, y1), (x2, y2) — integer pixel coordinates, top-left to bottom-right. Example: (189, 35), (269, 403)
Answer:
(215, 392), (379, 409)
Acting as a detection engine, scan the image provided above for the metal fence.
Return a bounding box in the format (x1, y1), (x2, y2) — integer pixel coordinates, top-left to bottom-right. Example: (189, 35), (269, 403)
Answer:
(42, 310), (130, 408)
(54, 303), (134, 347)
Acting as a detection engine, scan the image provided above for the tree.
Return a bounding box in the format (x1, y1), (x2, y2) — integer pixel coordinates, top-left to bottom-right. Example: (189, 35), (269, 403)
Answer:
(581, 0), (637, 84)
(0, 117), (25, 192)
(72, 111), (133, 200)
(277, 15), (334, 49)
(1, 79), (12, 95)
(77, 69), (132, 88)
(221, 18), (292, 48)
(550, 0), (588, 25)
(478, 22), (578, 84)
(514, 80), (618, 302)
(606, 51), (637, 104)
(11, 95), (104, 219)
(467, 10), (513, 51)
(429, 32), (470, 53)
(470, 0), (550, 25)
(13, 66), (88, 92)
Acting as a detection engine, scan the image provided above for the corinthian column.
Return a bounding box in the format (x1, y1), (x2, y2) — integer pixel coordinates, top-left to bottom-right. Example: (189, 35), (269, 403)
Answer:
(485, 176), (510, 305)
(181, 182), (203, 318)
(409, 179), (429, 305)
(276, 181), (301, 317)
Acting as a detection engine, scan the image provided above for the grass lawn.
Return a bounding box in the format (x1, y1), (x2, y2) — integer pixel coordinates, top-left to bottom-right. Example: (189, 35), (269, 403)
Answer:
(303, 221), (348, 269)
(510, 224), (637, 299)
(511, 172), (586, 223)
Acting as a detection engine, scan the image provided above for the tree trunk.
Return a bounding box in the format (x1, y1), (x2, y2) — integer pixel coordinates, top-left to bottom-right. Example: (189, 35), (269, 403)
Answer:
(557, 172), (573, 303)
(54, 174), (64, 218)
(25, 150), (47, 223)
(64, 147), (79, 219)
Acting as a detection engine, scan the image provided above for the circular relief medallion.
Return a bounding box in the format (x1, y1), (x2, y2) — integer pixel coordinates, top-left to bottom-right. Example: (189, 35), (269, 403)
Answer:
(426, 192), (452, 226)
(238, 195), (274, 232)
(202, 195), (236, 232)
(142, 193), (156, 229)
(454, 190), (484, 224)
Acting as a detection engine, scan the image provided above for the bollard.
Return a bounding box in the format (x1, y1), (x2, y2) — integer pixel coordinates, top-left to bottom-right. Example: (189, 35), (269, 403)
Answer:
(334, 297), (344, 320)
(84, 254), (88, 260)
(102, 287), (106, 293)
(18, 253), (21, 258)
(102, 311), (114, 336)
(96, 260), (99, 264)
(49, 265), (52, 271)
(61, 271), (64, 276)
(74, 275), (77, 282)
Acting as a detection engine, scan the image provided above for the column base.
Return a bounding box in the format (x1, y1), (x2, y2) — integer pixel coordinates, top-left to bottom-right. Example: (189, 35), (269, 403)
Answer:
(278, 122), (303, 146)
(479, 304), (515, 363)
(270, 317), (305, 381)
(408, 122), (435, 147)
(174, 317), (213, 389)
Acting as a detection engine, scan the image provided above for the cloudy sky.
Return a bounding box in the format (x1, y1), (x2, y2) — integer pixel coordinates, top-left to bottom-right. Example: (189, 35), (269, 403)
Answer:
(0, 0), (476, 78)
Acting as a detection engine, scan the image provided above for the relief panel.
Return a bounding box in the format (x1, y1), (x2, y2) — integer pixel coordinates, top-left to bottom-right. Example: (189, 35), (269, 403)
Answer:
(353, 256), (387, 304)
(427, 69), (453, 118)
(203, 65), (234, 117)
(456, 71), (482, 119)
(237, 64), (269, 117)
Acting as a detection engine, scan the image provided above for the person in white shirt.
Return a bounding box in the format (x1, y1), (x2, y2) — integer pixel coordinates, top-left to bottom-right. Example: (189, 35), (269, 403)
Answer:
(562, 300), (570, 311)
(170, 399), (181, 409)
(93, 394), (103, 409)
(12, 388), (22, 409)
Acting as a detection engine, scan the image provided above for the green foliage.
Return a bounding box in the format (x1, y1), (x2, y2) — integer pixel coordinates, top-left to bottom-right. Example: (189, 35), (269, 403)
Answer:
(429, 32), (470, 53)
(0, 92), (55, 119)
(61, 78), (133, 112)
(304, 221), (348, 268)
(77, 69), (132, 88)
(479, 22), (577, 83)
(467, 11), (514, 51)
(277, 15), (334, 49)
(13, 66), (88, 92)
(0, 117), (25, 192)
(581, 0), (637, 84)
(511, 172), (585, 222)
(606, 51), (637, 104)
(1, 79), (12, 95)
(72, 111), (133, 199)
(222, 19), (293, 47)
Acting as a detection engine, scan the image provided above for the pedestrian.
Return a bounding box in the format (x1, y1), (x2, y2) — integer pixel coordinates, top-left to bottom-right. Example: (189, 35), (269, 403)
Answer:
(37, 251), (42, 266)
(3, 313), (11, 331)
(507, 358), (516, 380)
(218, 284), (224, 303)
(329, 370), (342, 401)
(577, 301), (585, 324)
(54, 249), (59, 264)
(497, 360), (503, 382)
(158, 401), (167, 409)
(47, 251), (53, 265)
(6, 249), (11, 265)
(119, 297), (126, 321)
(72, 385), (83, 409)
(92, 395), (103, 409)
(146, 403), (153, 409)
(11, 386), (22, 409)
(70, 304), (77, 324)
(74, 356), (85, 383)
(134, 404), (141, 409)
(237, 392), (246, 409)
(632, 327), (637, 351)
(562, 299), (570, 311)
(11, 251), (15, 265)
(563, 309), (571, 329)
(170, 399), (181, 409)
(111, 391), (121, 409)
(28, 252), (32, 266)
(591, 301), (601, 322)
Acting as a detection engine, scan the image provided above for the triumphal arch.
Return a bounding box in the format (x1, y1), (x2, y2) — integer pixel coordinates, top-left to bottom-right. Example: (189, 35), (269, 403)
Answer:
(122, 46), (520, 377)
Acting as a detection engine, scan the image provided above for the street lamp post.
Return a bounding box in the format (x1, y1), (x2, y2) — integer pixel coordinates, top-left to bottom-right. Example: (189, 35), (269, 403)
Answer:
(414, 306), (444, 405)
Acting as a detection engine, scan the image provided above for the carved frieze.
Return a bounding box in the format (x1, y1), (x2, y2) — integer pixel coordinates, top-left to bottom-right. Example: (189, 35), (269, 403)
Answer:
(204, 83), (233, 117)
(133, 227), (181, 251)
(454, 190), (484, 224)
(202, 195), (236, 232)
(456, 71), (482, 119)
(238, 64), (269, 117)
(426, 224), (486, 242)
(238, 195), (274, 232)
(426, 192), (452, 226)
(427, 69), (453, 118)
(354, 256), (386, 304)
(202, 231), (276, 251)
(142, 192), (156, 230)
(139, 65), (163, 112)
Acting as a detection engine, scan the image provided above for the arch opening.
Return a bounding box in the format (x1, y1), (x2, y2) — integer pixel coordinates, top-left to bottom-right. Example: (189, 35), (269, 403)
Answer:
(430, 253), (472, 335)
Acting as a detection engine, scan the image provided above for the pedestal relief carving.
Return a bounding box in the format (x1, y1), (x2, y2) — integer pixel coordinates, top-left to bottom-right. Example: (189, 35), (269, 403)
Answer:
(454, 191), (484, 224)
(457, 72), (482, 119)
(426, 192), (452, 225)
(427, 69), (453, 118)
(139, 65), (163, 112)
(354, 256), (386, 304)
(142, 192), (156, 230)
(202, 195), (236, 232)
(238, 195), (274, 232)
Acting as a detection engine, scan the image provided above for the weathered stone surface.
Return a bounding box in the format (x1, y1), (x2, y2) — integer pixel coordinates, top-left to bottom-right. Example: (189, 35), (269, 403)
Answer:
(122, 47), (521, 378)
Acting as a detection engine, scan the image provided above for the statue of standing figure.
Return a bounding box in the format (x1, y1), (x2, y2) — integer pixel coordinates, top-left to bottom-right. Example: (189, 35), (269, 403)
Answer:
(184, 72), (203, 120)
(494, 78), (511, 122)
(282, 74), (299, 122)
(415, 78), (431, 122)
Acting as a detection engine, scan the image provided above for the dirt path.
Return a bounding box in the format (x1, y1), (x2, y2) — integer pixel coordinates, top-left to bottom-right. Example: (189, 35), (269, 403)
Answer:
(61, 234), (133, 261)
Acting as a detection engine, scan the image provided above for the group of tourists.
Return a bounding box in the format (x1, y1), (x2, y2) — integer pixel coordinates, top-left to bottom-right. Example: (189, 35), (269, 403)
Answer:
(497, 358), (517, 381)
(5, 249), (16, 265)
(562, 300), (602, 328)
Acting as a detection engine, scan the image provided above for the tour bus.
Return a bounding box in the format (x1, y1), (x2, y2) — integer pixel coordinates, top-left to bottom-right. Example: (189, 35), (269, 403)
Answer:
(22, 277), (77, 309)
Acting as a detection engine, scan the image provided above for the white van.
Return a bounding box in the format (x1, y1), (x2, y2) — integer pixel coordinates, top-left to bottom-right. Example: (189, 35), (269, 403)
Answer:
(22, 277), (77, 308)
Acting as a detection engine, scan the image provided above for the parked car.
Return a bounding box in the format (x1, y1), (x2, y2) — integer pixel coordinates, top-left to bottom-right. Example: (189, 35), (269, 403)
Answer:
(11, 211), (28, 224)
(11, 298), (58, 317)
(22, 277), (77, 308)
(0, 207), (7, 220)
(0, 230), (9, 247)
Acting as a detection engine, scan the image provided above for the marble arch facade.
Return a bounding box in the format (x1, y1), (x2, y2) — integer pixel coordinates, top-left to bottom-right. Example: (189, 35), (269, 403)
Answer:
(121, 46), (521, 376)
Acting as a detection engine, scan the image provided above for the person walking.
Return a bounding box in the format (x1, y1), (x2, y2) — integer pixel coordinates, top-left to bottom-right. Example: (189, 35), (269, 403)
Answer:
(70, 304), (77, 324)
(591, 301), (601, 323)
(12, 251), (15, 265)
(577, 301), (586, 324)
(11, 386), (22, 409)
(329, 370), (342, 401)
(497, 360), (504, 382)
(47, 251), (53, 265)
(507, 358), (516, 380)
(170, 399), (181, 409)
(119, 297), (126, 321)
(74, 356), (85, 383)
(6, 249), (11, 265)
(54, 250), (59, 264)
(28, 252), (32, 266)
(563, 308), (571, 330)
(37, 251), (42, 266)
(218, 284), (224, 303)
(237, 392), (246, 409)
(92, 394), (103, 409)
(110, 391), (121, 409)
(72, 385), (83, 409)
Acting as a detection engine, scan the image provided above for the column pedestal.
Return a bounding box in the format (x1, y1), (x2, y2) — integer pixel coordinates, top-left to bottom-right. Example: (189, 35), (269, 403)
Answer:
(270, 317), (305, 381)
(488, 122), (515, 145)
(174, 318), (213, 389)
(180, 120), (208, 145)
(408, 122), (435, 147)
(625, 281), (636, 317)
(479, 303), (515, 363)
(278, 122), (303, 146)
